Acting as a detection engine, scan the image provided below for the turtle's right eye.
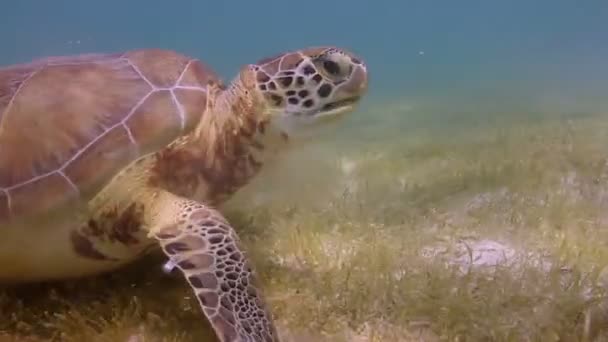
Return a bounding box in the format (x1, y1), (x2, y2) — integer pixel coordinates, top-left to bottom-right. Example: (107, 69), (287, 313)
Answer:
(322, 60), (341, 76)
(314, 53), (350, 81)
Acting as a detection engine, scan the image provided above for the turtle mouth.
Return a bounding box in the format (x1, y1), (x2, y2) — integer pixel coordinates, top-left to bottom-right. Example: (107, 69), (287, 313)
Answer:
(319, 96), (361, 116)
(319, 96), (361, 115)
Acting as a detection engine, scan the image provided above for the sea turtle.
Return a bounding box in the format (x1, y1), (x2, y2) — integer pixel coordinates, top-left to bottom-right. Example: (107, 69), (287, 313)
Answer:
(0, 46), (368, 341)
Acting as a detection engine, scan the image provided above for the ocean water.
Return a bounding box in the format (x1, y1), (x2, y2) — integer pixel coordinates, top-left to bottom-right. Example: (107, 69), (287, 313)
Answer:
(3, 1), (608, 340)
(3, 0), (608, 121)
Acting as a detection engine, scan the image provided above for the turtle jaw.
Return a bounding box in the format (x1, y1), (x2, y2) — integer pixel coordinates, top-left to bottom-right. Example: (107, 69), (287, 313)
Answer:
(267, 94), (365, 139)
(266, 98), (361, 141)
(317, 95), (362, 118)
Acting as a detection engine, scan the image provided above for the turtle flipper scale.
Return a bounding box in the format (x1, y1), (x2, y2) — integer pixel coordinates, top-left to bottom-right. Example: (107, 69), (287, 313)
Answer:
(152, 200), (279, 342)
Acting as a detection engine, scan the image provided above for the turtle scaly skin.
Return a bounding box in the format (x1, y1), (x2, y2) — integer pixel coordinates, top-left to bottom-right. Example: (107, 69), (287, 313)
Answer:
(0, 47), (368, 341)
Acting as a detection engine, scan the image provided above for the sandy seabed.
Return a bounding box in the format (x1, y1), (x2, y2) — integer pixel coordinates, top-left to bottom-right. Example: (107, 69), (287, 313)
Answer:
(3, 107), (608, 341)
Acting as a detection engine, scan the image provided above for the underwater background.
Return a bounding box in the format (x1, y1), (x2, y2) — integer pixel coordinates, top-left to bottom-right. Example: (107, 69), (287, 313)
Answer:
(3, 1), (608, 341)
(4, 0), (608, 117)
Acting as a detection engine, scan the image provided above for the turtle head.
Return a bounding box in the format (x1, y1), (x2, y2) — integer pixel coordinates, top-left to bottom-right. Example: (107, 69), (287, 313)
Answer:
(239, 47), (368, 139)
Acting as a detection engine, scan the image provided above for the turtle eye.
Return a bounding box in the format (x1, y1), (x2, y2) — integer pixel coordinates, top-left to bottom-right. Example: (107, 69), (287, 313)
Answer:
(322, 60), (341, 76)
(314, 54), (350, 81)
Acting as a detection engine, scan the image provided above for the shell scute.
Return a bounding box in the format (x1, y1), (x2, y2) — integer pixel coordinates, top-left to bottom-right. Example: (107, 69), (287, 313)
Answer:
(0, 66), (33, 127)
(178, 58), (223, 89)
(125, 90), (183, 148)
(10, 173), (78, 219)
(0, 49), (220, 222)
(62, 125), (138, 197)
(123, 49), (191, 89)
(0, 58), (150, 188)
(174, 88), (209, 129)
(0, 191), (8, 222)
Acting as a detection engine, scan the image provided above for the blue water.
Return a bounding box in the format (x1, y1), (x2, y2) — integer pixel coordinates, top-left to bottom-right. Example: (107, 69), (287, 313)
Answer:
(3, 0), (608, 116)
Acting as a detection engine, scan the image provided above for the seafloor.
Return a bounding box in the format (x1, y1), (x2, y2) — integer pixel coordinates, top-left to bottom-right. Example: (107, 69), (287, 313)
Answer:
(2, 103), (608, 341)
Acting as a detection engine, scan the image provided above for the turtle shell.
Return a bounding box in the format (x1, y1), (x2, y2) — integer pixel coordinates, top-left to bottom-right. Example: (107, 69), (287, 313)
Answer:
(0, 49), (222, 223)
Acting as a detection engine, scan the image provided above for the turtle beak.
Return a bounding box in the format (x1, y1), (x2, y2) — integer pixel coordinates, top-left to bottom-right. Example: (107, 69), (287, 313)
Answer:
(317, 96), (362, 118)
(317, 63), (368, 118)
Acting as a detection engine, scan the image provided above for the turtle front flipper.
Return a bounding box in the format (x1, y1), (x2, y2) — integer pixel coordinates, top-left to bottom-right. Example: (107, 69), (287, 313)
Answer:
(150, 197), (279, 342)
